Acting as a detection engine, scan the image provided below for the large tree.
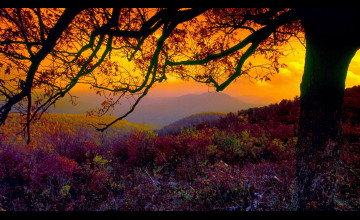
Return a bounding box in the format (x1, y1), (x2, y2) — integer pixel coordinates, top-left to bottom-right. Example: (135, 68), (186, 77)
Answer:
(1, 8), (360, 210)
(295, 8), (360, 210)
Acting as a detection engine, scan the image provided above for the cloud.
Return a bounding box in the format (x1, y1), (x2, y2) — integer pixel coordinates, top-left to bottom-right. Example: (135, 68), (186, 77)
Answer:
(288, 61), (304, 73)
(279, 68), (292, 77)
(346, 71), (360, 88)
(255, 79), (273, 88)
(347, 51), (360, 88)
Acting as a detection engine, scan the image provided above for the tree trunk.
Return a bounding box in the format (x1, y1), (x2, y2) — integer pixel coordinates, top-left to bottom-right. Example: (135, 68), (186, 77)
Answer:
(296, 9), (360, 210)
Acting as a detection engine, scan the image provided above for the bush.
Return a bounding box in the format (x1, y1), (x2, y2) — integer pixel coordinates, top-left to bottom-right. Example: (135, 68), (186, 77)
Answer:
(1, 89), (360, 211)
(125, 130), (158, 167)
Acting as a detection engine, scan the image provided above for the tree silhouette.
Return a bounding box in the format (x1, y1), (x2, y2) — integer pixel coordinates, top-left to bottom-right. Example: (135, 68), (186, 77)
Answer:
(1, 8), (360, 210)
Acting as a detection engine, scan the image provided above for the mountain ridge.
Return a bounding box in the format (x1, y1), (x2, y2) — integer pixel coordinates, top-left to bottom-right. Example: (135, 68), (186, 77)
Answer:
(48, 92), (268, 128)
(155, 112), (227, 136)
(123, 92), (261, 128)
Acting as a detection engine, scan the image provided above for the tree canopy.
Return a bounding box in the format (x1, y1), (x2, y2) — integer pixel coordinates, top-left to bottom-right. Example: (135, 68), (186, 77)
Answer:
(0, 8), (303, 136)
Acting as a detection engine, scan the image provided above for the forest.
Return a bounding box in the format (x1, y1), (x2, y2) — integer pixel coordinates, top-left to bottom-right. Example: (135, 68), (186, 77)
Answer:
(0, 86), (359, 211)
(1, 8), (360, 211)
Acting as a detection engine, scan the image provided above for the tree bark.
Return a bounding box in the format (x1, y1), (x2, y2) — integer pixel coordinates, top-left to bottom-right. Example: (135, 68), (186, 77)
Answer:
(296, 9), (360, 210)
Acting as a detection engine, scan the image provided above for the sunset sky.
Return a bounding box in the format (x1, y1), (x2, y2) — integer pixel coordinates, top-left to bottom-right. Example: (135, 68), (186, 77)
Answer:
(40, 32), (360, 111)
(75, 38), (360, 105)
(4, 8), (360, 111)
(147, 38), (308, 102)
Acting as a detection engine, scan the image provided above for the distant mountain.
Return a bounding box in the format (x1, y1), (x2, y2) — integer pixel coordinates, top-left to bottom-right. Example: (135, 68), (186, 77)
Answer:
(156, 112), (227, 136)
(48, 91), (267, 129)
(124, 92), (258, 128)
(47, 92), (104, 114)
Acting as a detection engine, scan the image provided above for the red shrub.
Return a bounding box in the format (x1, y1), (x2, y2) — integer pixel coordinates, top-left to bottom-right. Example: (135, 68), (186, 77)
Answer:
(88, 168), (111, 192)
(0, 146), (32, 182)
(155, 136), (175, 165)
(269, 123), (293, 142)
(29, 153), (78, 189)
(125, 130), (157, 166)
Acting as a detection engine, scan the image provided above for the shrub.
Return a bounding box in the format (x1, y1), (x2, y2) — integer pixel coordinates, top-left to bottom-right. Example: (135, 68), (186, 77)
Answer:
(125, 130), (158, 167)
(184, 161), (249, 210)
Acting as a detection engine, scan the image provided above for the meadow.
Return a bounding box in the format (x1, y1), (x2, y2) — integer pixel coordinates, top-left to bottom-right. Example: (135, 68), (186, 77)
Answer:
(0, 87), (359, 211)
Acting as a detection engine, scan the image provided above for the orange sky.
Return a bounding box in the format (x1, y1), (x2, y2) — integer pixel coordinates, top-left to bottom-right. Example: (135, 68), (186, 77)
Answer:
(3, 9), (360, 111)
(53, 10), (360, 106)
(69, 36), (360, 106)
(141, 38), (360, 104)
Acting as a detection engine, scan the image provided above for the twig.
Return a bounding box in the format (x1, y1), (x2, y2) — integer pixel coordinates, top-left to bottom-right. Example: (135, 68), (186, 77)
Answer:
(339, 160), (360, 181)
(144, 169), (159, 187)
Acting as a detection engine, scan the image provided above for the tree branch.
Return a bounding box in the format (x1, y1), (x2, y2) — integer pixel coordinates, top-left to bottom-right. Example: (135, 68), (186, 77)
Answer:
(0, 8), (84, 126)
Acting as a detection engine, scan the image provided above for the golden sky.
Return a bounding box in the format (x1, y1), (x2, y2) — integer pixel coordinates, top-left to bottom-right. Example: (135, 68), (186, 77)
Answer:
(38, 10), (360, 106)
(67, 35), (360, 106)
(3, 9), (360, 110)
(143, 38), (360, 104)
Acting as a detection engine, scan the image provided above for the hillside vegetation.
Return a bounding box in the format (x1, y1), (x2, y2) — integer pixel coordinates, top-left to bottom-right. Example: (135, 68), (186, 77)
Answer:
(0, 87), (359, 211)
(156, 112), (227, 136)
(0, 113), (149, 150)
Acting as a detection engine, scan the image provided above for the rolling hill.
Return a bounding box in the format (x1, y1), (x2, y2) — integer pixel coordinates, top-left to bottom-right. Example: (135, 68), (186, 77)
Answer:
(0, 113), (150, 148)
(48, 92), (267, 129)
(124, 92), (259, 128)
(155, 112), (227, 135)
